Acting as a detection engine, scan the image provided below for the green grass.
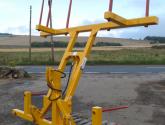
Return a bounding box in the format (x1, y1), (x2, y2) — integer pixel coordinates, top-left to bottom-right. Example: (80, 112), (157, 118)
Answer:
(0, 48), (165, 66)
(88, 48), (165, 65)
(0, 51), (64, 66)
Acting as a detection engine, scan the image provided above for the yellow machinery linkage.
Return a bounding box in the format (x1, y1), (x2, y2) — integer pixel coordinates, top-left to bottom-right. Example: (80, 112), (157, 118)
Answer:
(12, 0), (158, 125)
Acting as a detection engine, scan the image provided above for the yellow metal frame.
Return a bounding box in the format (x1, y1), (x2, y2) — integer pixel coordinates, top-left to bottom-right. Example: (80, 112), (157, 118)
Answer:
(12, 12), (158, 125)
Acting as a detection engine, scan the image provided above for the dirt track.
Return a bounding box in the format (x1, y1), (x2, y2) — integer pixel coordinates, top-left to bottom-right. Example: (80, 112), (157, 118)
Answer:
(0, 73), (165, 125)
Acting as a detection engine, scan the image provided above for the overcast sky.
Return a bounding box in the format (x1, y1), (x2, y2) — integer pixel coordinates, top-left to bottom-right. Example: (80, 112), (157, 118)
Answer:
(0, 0), (164, 39)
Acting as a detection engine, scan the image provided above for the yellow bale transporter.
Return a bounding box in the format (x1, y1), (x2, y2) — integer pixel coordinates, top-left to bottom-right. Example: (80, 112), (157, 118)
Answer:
(12, 0), (158, 125)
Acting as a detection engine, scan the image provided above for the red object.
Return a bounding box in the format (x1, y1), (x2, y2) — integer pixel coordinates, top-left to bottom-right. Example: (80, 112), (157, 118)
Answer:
(39, 0), (45, 25)
(45, 106), (128, 120)
(31, 91), (47, 96)
(109, 0), (113, 12)
(102, 106), (128, 113)
(66, 0), (73, 28)
(146, 0), (150, 17)
(46, 0), (52, 27)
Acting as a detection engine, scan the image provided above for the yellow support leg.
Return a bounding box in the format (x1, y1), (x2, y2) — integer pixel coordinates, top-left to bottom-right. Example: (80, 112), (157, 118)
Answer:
(92, 107), (102, 125)
(24, 91), (32, 114)
(12, 91), (33, 122)
(52, 101), (63, 125)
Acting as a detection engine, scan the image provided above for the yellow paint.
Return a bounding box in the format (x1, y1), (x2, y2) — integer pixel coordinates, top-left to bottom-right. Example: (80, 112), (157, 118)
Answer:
(24, 91), (32, 114)
(104, 11), (127, 25)
(36, 15), (158, 37)
(92, 107), (102, 125)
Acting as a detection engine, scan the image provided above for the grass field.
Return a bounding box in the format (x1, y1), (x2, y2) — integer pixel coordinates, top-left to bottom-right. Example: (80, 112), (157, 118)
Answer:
(0, 48), (165, 65)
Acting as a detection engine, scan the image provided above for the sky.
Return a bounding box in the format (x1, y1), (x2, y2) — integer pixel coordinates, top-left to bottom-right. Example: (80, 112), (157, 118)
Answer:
(0, 0), (164, 39)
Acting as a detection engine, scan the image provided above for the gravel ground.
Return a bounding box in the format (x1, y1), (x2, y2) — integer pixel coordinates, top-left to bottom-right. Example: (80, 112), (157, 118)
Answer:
(0, 73), (165, 125)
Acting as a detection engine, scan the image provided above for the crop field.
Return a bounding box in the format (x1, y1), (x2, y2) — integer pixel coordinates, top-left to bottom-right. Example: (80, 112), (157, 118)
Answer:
(0, 35), (150, 47)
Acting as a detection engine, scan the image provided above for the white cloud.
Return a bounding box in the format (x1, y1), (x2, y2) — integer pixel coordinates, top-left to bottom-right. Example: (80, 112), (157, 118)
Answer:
(4, 26), (27, 35)
(3, 26), (38, 35)
(0, 0), (164, 39)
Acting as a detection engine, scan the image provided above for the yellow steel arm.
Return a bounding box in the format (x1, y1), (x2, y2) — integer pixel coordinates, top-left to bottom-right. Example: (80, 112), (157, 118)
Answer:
(36, 15), (158, 36)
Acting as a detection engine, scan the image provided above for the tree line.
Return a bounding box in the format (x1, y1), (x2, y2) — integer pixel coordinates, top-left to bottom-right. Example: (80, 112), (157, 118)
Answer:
(0, 33), (13, 37)
(31, 41), (122, 48)
(144, 36), (165, 44)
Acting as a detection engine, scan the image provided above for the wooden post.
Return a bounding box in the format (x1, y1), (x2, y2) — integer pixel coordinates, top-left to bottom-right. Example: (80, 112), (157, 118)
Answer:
(29, 5), (32, 62)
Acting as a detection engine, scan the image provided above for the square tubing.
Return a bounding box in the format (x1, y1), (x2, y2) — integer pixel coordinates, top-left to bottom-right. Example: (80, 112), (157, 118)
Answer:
(92, 107), (102, 125)
(52, 101), (63, 125)
(24, 91), (32, 114)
